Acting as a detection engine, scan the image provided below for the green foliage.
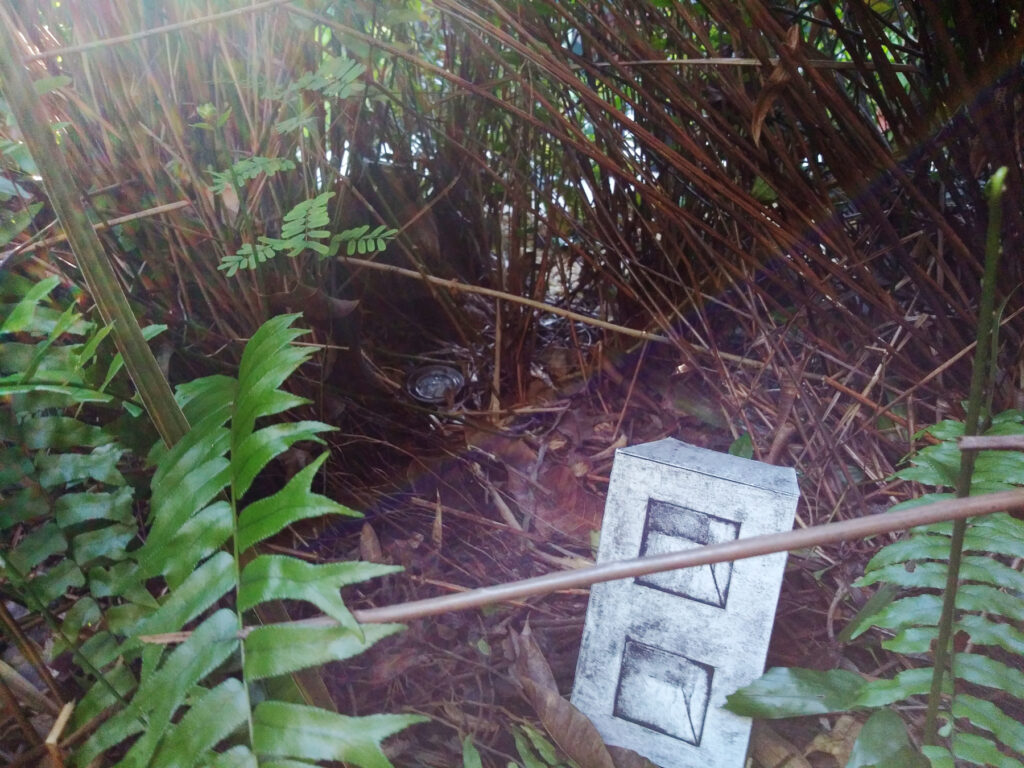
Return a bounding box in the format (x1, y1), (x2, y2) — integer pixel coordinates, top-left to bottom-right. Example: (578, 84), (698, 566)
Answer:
(0, 272), (154, 740)
(208, 156), (297, 194)
(726, 411), (1024, 767)
(218, 191), (397, 276)
(273, 55), (366, 135)
(72, 313), (424, 767)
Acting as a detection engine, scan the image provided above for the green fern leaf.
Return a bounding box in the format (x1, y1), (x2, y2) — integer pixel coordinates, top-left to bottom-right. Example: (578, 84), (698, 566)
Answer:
(238, 556), (401, 630)
(79, 609), (239, 767)
(722, 667), (866, 717)
(237, 454), (359, 551)
(210, 746), (258, 768)
(132, 552), (235, 640)
(149, 678), (249, 768)
(251, 701), (427, 768)
(68, 314), (423, 766)
(143, 502), (233, 589)
(244, 623), (404, 680)
(233, 420), (334, 500)
(953, 696), (1024, 756)
(956, 614), (1024, 656)
(954, 653), (1024, 694)
(952, 732), (1024, 768)
(921, 745), (955, 768)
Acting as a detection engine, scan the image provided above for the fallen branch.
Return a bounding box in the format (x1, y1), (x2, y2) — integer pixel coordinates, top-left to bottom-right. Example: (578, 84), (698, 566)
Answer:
(0, 200), (193, 270)
(140, 487), (1024, 644)
(958, 435), (1024, 451)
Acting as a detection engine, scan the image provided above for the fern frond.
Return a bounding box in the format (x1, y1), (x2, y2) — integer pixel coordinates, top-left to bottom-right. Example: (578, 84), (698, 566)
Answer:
(251, 701), (426, 768)
(78, 313), (420, 767)
(0, 274), (147, 736)
(852, 411), (1024, 765)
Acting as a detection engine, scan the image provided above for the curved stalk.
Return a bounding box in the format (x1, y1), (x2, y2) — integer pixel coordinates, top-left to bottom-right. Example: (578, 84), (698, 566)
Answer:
(922, 167), (1008, 745)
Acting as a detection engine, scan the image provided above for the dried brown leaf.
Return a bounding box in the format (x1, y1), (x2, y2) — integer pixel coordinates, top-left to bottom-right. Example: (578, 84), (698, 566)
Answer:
(510, 623), (656, 768)
(750, 719), (813, 768)
(359, 522), (385, 563)
(511, 623), (616, 768)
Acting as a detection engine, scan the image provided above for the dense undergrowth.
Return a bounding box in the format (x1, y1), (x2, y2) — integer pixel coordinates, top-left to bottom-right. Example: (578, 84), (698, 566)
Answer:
(1, 1), (1023, 766)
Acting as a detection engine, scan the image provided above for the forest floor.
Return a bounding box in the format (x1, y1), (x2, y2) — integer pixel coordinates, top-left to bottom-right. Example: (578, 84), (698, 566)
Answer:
(279, 331), (884, 768)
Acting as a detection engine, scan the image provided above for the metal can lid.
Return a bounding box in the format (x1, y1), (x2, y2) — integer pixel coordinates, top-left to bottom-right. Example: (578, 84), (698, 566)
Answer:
(406, 365), (465, 404)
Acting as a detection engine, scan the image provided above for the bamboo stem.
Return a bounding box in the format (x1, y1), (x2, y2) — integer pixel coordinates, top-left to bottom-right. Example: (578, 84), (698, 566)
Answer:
(0, 10), (190, 448)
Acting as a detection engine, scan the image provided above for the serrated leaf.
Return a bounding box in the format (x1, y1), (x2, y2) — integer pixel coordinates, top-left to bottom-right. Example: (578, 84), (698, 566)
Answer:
(237, 456), (360, 551)
(59, 597), (101, 647)
(863, 535), (953, 571)
(210, 746), (258, 768)
(72, 522), (136, 566)
(0, 382), (112, 404)
(0, 486), (48, 529)
(80, 610), (238, 766)
(858, 594), (944, 635)
(882, 625), (937, 654)
(953, 695), (1024, 755)
(156, 501), (233, 589)
(233, 315), (312, 440)
(36, 444), (125, 488)
(847, 709), (928, 768)
(955, 584), (1024, 621)
(150, 678), (249, 768)
(233, 421), (334, 499)
(952, 732), (1024, 768)
(33, 557), (84, 603)
(18, 415), (112, 450)
(146, 451), (230, 564)
(954, 652), (1024, 694)
(7, 520), (67, 572)
(173, 373), (236, 421)
(857, 556), (1024, 592)
(70, 661), (137, 732)
(133, 552), (234, 639)
(55, 487), (133, 527)
(724, 667), (867, 717)
(239, 555), (400, 631)
(244, 622), (403, 679)
(251, 700), (426, 768)
(837, 583), (899, 643)
(957, 613), (1024, 656)
(88, 561), (158, 607)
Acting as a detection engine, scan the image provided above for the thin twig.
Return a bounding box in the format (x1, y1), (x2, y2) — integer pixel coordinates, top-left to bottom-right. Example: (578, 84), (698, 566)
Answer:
(585, 57), (919, 73)
(0, 200), (193, 269)
(21, 0), (296, 61)
(338, 255), (672, 344)
(139, 488), (1024, 644)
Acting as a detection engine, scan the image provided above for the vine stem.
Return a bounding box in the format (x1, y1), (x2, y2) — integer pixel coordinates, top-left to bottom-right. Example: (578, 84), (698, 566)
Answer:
(922, 167), (1008, 745)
